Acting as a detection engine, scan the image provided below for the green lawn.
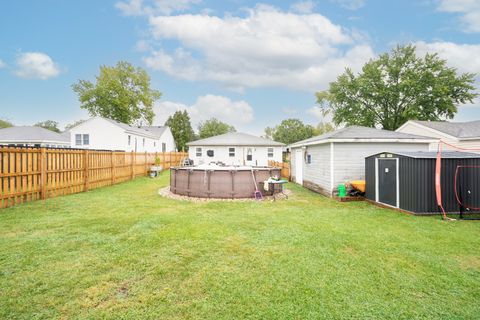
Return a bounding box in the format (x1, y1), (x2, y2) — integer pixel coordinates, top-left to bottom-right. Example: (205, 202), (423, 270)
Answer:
(1, 171), (479, 319)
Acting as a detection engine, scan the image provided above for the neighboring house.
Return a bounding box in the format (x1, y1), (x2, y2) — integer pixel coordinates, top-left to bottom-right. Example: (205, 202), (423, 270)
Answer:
(140, 126), (176, 152)
(68, 117), (176, 152)
(0, 126), (70, 148)
(289, 126), (436, 197)
(396, 120), (480, 151)
(186, 132), (284, 166)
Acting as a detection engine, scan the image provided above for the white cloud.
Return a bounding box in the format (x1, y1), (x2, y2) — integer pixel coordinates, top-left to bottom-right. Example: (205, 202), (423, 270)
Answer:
(14, 52), (60, 80)
(115, 0), (201, 16)
(143, 4), (374, 91)
(414, 41), (480, 75)
(153, 95), (254, 129)
(331, 0), (366, 10)
(306, 106), (324, 120)
(290, 1), (316, 14)
(0, 59), (6, 68)
(437, 0), (480, 32)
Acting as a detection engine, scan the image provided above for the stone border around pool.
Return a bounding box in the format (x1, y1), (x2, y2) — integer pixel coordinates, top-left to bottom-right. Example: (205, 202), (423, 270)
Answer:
(158, 186), (291, 202)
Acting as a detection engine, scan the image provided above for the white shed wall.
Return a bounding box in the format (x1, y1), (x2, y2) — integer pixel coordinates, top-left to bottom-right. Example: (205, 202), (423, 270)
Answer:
(332, 142), (430, 192)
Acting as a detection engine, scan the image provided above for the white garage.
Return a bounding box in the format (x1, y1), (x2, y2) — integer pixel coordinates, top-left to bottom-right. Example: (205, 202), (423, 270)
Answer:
(289, 126), (436, 197)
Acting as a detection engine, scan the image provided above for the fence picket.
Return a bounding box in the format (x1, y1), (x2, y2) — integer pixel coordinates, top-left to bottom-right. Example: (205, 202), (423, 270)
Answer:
(0, 147), (187, 209)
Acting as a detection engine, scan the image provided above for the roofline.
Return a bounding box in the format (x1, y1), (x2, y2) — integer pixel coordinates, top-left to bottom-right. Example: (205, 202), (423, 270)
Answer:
(70, 116), (159, 139)
(397, 120), (461, 141)
(123, 128), (158, 139)
(367, 150), (480, 159)
(186, 142), (285, 146)
(289, 138), (438, 148)
(0, 139), (70, 144)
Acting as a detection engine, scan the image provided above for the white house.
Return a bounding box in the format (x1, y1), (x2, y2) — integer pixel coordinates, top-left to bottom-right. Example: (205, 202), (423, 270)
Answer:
(289, 126), (436, 197)
(0, 126), (70, 148)
(68, 117), (175, 152)
(396, 120), (480, 151)
(186, 132), (284, 166)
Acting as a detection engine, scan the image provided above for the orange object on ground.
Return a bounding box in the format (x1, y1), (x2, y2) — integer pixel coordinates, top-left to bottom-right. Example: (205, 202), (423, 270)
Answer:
(349, 180), (366, 193)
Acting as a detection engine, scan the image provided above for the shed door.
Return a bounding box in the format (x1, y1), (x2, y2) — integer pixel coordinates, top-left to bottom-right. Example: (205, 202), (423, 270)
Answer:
(377, 159), (398, 207)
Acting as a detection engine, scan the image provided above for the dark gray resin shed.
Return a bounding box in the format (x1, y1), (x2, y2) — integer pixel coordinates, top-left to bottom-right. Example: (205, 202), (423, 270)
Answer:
(365, 151), (480, 214)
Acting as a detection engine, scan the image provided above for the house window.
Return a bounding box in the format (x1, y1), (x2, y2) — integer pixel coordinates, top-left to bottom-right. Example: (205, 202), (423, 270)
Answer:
(128, 135), (131, 145)
(229, 147), (235, 157)
(267, 147), (274, 158)
(75, 134), (82, 146)
(82, 134), (89, 145)
(307, 154), (312, 164)
(247, 148), (253, 161)
(196, 147), (202, 157)
(207, 150), (214, 157)
(162, 143), (166, 152)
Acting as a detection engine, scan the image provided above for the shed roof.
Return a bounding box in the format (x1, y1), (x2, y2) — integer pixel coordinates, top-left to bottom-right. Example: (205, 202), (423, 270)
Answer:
(289, 125), (435, 148)
(408, 120), (480, 139)
(0, 126), (70, 143)
(187, 132), (285, 146)
(372, 151), (480, 159)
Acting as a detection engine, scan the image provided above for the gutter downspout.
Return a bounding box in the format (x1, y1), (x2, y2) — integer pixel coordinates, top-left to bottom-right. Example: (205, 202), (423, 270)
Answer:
(330, 142), (334, 196)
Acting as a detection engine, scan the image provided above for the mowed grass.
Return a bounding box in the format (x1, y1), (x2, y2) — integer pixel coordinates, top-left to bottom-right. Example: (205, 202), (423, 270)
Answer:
(0, 171), (479, 319)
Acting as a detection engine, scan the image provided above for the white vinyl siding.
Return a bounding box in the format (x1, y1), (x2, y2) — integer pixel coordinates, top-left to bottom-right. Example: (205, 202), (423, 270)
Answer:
(332, 142), (430, 192)
(303, 144), (331, 192)
(188, 145), (282, 166)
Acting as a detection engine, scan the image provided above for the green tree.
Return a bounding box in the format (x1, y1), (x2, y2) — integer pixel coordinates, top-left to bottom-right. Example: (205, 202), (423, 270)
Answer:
(0, 119), (13, 129)
(34, 120), (60, 133)
(198, 118), (236, 139)
(317, 45), (477, 130)
(313, 122), (335, 136)
(266, 119), (315, 144)
(165, 110), (195, 151)
(72, 61), (161, 125)
(64, 119), (86, 131)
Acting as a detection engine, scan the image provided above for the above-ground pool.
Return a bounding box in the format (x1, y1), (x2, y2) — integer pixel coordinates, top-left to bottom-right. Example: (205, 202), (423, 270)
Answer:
(170, 165), (282, 199)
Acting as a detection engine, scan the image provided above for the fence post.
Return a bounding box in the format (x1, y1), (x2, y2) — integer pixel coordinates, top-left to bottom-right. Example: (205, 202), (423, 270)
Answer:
(84, 150), (89, 192)
(145, 151), (148, 175)
(40, 148), (47, 200)
(131, 151), (135, 180)
(111, 151), (115, 185)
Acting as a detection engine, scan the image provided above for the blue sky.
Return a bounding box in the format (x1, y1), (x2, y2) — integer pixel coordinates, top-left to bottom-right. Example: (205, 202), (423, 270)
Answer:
(1, 0), (479, 134)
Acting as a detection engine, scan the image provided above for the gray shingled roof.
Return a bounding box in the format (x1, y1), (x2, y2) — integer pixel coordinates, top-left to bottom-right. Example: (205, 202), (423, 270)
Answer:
(187, 132), (285, 146)
(0, 126), (70, 143)
(381, 151), (480, 159)
(102, 118), (158, 138)
(140, 126), (168, 137)
(410, 120), (480, 139)
(290, 125), (435, 148)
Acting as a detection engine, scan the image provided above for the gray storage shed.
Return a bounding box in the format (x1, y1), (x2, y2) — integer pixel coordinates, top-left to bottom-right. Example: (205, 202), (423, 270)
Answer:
(365, 151), (480, 214)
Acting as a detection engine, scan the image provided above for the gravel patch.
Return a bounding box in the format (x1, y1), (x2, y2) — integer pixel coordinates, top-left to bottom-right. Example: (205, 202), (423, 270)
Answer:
(158, 186), (291, 202)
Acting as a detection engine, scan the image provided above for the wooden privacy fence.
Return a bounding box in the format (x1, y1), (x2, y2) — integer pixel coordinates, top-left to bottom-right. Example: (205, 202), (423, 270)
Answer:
(0, 147), (188, 209)
(268, 160), (290, 180)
